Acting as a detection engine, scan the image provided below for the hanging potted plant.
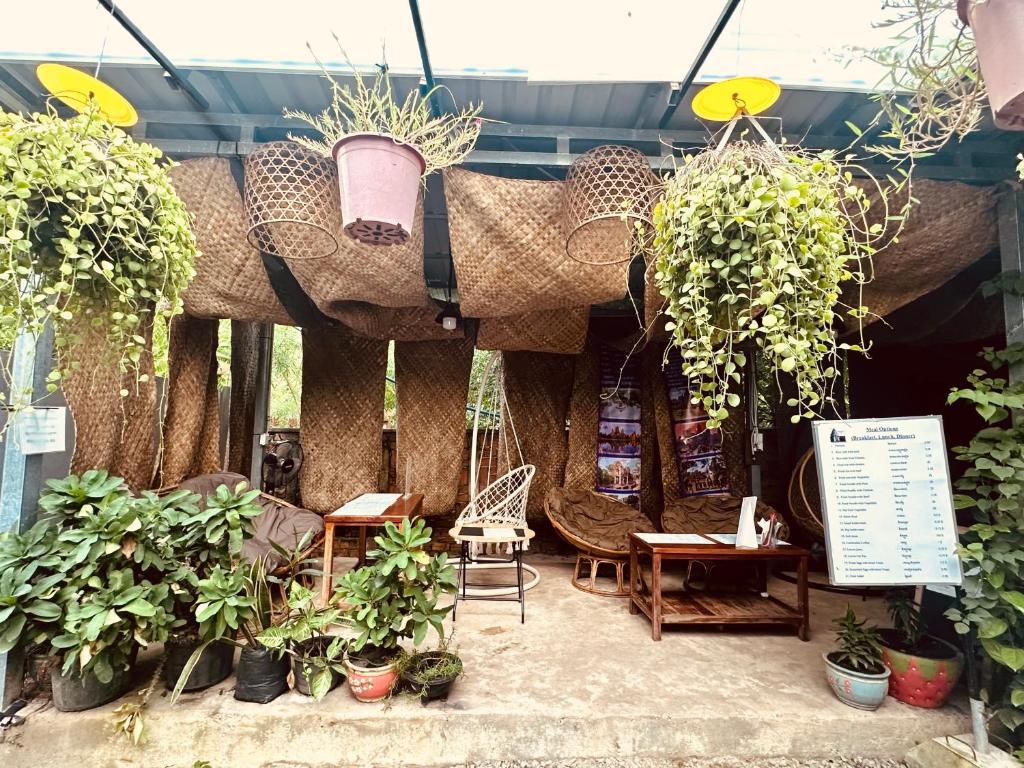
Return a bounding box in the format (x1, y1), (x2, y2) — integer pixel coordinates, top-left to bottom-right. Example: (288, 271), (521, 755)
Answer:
(257, 583), (346, 701)
(651, 142), (885, 427)
(0, 471), (177, 711)
(332, 518), (457, 702)
(824, 607), (891, 711)
(957, 0), (1024, 130)
(879, 590), (963, 708)
(0, 108), (197, 424)
(285, 41), (483, 245)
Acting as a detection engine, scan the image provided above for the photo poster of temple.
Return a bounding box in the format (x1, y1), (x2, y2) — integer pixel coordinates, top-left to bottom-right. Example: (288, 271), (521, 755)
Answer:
(595, 345), (642, 508)
(663, 347), (730, 496)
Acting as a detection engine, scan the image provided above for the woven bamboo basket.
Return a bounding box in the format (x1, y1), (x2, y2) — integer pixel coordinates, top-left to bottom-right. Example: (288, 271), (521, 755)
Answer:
(787, 447), (825, 543)
(395, 337), (474, 515)
(444, 168), (630, 317)
(564, 145), (657, 266)
(298, 326), (387, 514)
(332, 304), (463, 342)
(169, 157), (292, 325)
(499, 351), (575, 519)
(476, 307), (588, 354)
(160, 313), (222, 486)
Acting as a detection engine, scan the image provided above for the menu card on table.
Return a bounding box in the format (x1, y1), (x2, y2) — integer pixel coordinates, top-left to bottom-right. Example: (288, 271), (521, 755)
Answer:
(812, 416), (962, 587)
(331, 493), (402, 517)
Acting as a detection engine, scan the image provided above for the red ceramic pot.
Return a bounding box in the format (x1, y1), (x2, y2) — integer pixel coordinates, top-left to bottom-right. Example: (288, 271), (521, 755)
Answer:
(880, 631), (964, 709)
(344, 654), (399, 703)
(958, 0), (1024, 130)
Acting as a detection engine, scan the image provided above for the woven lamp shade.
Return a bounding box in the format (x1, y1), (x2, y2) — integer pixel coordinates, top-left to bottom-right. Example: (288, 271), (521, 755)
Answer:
(564, 145), (657, 266)
(244, 141), (339, 260)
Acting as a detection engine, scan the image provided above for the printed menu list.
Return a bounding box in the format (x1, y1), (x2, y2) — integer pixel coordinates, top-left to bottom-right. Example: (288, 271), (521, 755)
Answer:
(812, 417), (962, 587)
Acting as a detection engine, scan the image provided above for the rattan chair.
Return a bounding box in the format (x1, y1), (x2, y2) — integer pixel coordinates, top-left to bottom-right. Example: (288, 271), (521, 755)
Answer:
(544, 487), (656, 597)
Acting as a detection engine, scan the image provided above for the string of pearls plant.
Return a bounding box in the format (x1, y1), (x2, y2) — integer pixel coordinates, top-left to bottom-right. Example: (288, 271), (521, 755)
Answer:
(651, 141), (890, 428)
(0, 107), (196, 415)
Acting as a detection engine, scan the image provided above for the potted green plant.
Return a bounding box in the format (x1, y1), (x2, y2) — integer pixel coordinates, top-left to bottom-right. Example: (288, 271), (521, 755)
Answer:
(285, 40), (483, 245)
(879, 590), (964, 708)
(332, 518), (457, 702)
(0, 471), (177, 711)
(956, 0), (1024, 130)
(824, 607), (891, 711)
(258, 583), (346, 701)
(651, 142), (885, 427)
(401, 632), (463, 705)
(0, 108), (196, 420)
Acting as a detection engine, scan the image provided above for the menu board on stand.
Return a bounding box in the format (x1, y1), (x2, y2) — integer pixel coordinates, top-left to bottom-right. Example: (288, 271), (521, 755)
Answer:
(811, 416), (962, 587)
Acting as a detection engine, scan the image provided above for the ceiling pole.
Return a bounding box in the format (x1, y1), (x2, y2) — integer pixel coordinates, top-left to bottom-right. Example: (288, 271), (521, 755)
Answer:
(657, 0), (743, 129)
(408, 0), (442, 118)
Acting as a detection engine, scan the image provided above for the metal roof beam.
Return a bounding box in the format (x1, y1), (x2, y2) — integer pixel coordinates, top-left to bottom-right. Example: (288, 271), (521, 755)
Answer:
(657, 0), (742, 129)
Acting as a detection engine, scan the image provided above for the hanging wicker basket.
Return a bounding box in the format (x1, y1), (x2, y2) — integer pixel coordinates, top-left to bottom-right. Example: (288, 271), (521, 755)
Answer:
(244, 141), (340, 260)
(564, 145), (657, 266)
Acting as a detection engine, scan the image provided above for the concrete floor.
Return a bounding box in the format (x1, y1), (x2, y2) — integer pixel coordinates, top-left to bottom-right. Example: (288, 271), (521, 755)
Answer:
(0, 556), (968, 768)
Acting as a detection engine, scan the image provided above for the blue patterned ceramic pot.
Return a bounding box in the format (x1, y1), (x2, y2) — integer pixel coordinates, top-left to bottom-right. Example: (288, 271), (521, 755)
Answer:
(824, 652), (891, 710)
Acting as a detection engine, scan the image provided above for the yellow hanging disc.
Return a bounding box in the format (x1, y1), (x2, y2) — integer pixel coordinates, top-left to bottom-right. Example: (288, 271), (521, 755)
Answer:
(691, 77), (781, 122)
(36, 63), (138, 127)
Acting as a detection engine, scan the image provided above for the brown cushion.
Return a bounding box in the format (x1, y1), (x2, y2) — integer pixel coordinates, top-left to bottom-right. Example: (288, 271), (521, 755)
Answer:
(661, 494), (781, 536)
(177, 473), (324, 571)
(544, 487), (656, 554)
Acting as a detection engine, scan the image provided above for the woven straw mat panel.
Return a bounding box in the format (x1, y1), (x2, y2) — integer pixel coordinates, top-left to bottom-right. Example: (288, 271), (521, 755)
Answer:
(646, 342), (681, 502)
(299, 326), (387, 514)
(63, 315), (158, 491)
(227, 321), (258, 476)
(161, 313), (222, 486)
(332, 305), (462, 342)
(395, 337), (474, 516)
(477, 307), (588, 354)
(170, 158), (292, 325)
(857, 179), (996, 324)
(500, 351), (574, 519)
(563, 336), (600, 490)
(640, 356), (662, 520)
(444, 168), (630, 317)
(274, 151), (430, 314)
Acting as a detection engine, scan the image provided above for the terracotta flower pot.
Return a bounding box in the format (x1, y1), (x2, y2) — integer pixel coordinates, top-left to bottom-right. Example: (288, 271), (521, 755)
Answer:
(331, 133), (425, 246)
(344, 653), (399, 703)
(823, 653), (891, 711)
(880, 631), (964, 709)
(958, 0), (1024, 130)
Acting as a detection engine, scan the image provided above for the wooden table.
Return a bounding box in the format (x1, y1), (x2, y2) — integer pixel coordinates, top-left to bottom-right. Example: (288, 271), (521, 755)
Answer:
(628, 533), (810, 641)
(320, 493), (423, 604)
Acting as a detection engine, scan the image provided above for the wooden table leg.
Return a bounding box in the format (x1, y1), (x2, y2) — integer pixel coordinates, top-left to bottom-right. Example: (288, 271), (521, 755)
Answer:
(629, 541), (639, 615)
(356, 525), (368, 567)
(320, 521), (335, 606)
(797, 554), (810, 641)
(652, 552), (663, 641)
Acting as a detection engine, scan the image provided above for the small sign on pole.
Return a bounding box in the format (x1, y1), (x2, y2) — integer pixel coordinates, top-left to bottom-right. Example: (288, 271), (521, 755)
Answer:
(812, 416), (962, 587)
(15, 406), (66, 455)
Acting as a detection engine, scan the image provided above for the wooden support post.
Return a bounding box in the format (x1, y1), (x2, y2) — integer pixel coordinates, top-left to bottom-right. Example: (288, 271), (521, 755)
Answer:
(248, 323), (274, 490)
(0, 323), (54, 706)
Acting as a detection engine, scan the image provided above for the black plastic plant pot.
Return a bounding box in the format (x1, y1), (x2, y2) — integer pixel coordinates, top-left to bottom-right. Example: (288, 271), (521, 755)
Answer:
(234, 646), (289, 704)
(401, 651), (463, 705)
(51, 663), (131, 712)
(292, 636), (345, 698)
(164, 637), (234, 693)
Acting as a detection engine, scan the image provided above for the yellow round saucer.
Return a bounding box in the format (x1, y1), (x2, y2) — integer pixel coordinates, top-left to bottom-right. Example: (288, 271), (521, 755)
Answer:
(692, 77), (781, 121)
(36, 63), (138, 127)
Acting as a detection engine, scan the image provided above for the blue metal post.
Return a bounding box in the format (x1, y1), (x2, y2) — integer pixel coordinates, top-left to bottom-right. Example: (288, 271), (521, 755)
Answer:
(0, 322), (54, 707)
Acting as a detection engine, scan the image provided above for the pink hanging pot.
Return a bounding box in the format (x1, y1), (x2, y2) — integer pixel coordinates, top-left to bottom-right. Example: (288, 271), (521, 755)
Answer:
(331, 132), (426, 245)
(958, 0), (1024, 130)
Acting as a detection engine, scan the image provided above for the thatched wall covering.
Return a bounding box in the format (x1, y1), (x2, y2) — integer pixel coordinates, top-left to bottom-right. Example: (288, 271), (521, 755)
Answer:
(476, 307), (588, 354)
(161, 313), (222, 486)
(395, 337), (475, 515)
(563, 337), (600, 490)
(298, 326), (387, 513)
(444, 168), (630, 317)
(500, 351), (574, 519)
(332, 305), (463, 342)
(227, 321), (259, 476)
(170, 158), (292, 325)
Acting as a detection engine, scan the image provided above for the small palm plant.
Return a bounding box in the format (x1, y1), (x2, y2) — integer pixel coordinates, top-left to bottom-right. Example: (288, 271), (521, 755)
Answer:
(831, 607), (886, 674)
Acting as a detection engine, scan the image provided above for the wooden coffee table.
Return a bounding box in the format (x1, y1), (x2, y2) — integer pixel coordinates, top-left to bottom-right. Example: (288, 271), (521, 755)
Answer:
(320, 493), (423, 604)
(628, 533), (810, 641)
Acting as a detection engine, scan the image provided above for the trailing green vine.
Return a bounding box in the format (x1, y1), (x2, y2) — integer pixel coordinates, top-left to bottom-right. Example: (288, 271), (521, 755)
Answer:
(0, 107), (197, 416)
(651, 142), (886, 427)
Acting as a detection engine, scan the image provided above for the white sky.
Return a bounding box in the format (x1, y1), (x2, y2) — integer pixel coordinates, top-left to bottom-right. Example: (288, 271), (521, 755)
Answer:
(0, 0), (940, 91)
